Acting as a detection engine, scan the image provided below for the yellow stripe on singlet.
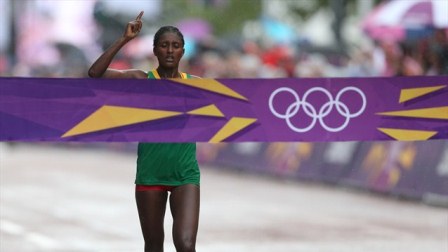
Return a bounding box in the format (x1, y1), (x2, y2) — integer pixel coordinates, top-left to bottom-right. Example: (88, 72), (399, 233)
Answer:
(149, 70), (187, 79)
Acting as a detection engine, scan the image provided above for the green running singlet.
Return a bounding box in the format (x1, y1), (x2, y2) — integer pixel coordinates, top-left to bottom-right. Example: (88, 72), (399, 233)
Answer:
(135, 70), (200, 186)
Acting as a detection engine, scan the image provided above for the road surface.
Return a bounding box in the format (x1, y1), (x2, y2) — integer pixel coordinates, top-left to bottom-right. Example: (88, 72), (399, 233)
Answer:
(1, 143), (447, 252)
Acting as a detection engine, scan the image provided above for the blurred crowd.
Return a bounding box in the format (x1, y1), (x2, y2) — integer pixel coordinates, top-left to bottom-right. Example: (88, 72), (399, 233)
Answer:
(0, 2), (447, 80)
(3, 29), (448, 80)
(183, 28), (448, 79)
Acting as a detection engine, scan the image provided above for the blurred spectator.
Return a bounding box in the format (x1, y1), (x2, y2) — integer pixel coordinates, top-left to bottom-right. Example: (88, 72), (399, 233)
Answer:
(346, 44), (380, 77)
(428, 29), (448, 75)
(3, 1), (447, 80)
(398, 43), (424, 76)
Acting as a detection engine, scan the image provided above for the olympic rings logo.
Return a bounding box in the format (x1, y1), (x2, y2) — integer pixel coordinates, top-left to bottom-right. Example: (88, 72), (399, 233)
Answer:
(269, 86), (367, 133)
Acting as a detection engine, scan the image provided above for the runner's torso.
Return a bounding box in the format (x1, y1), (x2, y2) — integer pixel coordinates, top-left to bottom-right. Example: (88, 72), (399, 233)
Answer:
(135, 70), (200, 186)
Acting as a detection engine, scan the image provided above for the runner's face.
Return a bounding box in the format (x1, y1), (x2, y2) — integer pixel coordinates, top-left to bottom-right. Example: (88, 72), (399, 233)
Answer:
(154, 32), (184, 68)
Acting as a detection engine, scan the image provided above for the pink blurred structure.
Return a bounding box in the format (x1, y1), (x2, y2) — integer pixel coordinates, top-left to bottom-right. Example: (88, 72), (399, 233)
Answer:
(362, 0), (448, 41)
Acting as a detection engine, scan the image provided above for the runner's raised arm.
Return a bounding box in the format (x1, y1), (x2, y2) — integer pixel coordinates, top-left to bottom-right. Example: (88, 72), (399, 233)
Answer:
(88, 11), (146, 79)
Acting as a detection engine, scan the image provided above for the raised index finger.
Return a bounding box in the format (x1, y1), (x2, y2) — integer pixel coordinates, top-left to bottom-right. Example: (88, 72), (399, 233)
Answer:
(136, 11), (144, 20)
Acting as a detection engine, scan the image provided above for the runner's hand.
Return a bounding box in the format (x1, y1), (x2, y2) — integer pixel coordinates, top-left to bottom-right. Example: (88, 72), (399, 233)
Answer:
(123, 11), (143, 40)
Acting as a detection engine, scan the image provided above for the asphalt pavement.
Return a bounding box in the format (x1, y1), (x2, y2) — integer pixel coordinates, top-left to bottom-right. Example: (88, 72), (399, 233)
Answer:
(1, 143), (447, 252)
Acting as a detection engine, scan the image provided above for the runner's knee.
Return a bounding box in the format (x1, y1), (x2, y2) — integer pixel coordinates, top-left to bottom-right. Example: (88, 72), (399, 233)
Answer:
(174, 235), (196, 252)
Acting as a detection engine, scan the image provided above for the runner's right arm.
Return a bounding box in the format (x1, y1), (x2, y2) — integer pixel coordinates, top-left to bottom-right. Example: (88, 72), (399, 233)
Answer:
(88, 11), (146, 79)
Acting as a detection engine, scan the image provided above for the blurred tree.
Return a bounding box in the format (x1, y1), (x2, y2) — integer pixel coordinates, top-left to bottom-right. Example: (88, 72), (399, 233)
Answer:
(331, 0), (348, 50)
(160, 0), (262, 36)
(288, 0), (384, 19)
(93, 1), (129, 50)
(285, 0), (385, 51)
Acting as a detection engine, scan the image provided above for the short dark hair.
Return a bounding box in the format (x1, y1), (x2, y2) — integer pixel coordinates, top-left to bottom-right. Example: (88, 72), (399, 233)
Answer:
(153, 26), (185, 47)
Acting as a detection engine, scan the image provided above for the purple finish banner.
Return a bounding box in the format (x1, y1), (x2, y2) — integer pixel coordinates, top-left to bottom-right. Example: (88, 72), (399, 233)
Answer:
(0, 76), (447, 142)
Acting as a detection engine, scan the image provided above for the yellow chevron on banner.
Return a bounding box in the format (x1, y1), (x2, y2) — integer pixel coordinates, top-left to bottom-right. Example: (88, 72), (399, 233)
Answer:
(209, 117), (257, 143)
(399, 85), (446, 103)
(377, 128), (437, 141)
(170, 78), (248, 101)
(187, 104), (225, 117)
(62, 105), (182, 138)
(377, 106), (448, 119)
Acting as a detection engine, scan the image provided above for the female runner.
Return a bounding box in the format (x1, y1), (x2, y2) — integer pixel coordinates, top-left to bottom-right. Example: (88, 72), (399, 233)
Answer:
(88, 11), (200, 252)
